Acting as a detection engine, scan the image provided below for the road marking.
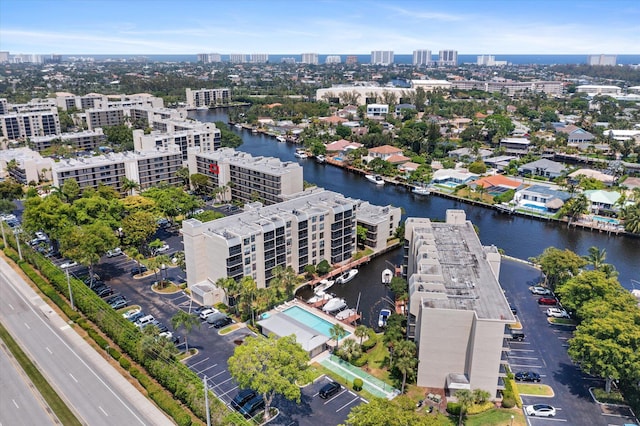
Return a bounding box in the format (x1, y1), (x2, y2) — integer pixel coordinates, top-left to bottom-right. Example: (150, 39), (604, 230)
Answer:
(99, 406), (108, 416)
(324, 389), (347, 404)
(189, 357), (210, 368)
(12, 399), (19, 408)
(528, 418), (567, 422)
(24, 322), (30, 330)
(196, 364), (218, 374)
(601, 412), (626, 418)
(209, 370), (227, 380)
(510, 348), (536, 352)
(511, 341), (531, 345)
(216, 377), (233, 386)
(336, 395), (360, 412)
(46, 347), (52, 354)
(69, 373), (78, 383)
(509, 356), (539, 360)
(219, 385), (239, 398)
(510, 364), (543, 368)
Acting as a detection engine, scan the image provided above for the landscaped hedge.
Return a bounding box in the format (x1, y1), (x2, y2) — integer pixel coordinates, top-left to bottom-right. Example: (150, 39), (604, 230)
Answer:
(446, 402), (461, 415)
(502, 368), (522, 408)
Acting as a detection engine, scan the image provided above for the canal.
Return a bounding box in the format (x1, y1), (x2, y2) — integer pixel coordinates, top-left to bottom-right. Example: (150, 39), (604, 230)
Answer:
(190, 109), (639, 299)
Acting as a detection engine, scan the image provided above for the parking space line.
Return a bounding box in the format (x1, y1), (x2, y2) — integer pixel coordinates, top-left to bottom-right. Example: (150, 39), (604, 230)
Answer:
(218, 385), (239, 399)
(188, 357), (210, 368)
(324, 389), (347, 404)
(510, 349), (536, 352)
(208, 370), (227, 380)
(336, 395), (360, 412)
(509, 356), (539, 360)
(216, 377), (233, 386)
(196, 364), (218, 374)
(510, 364), (543, 368)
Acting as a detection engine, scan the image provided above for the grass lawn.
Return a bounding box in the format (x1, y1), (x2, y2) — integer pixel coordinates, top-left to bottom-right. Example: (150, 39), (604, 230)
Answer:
(218, 323), (241, 335)
(363, 341), (393, 385)
(310, 362), (378, 402)
(592, 387), (628, 404)
(517, 383), (554, 397)
(464, 408), (526, 426)
(151, 281), (181, 293)
(549, 318), (577, 326)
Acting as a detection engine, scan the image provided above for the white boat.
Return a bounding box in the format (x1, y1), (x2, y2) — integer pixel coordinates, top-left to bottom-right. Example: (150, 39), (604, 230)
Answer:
(365, 174), (384, 185)
(412, 184), (431, 196)
(234, 123), (242, 129)
(306, 291), (333, 304)
(378, 309), (391, 328)
(323, 297), (347, 313)
(314, 279), (335, 293)
(294, 149), (308, 159)
(316, 154), (326, 163)
(336, 269), (358, 284)
(382, 268), (393, 285)
(276, 135), (287, 143)
(335, 308), (357, 321)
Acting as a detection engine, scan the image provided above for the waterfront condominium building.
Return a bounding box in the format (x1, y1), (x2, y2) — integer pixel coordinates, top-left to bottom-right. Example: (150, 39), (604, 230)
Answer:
(30, 129), (106, 152)
(228, 54), (247, 63)
(55, 93), (107, 111)
(587, 54), (617, 66)
(404, 210), (515, 397)
(451, 80), (563, 96)
(0, 109), (61, 141)
(85, 108), (126, 131)
(250, 53), (269, 63)
(438, 50), (458, 66)
(301, 53), (319, 65)
(413, 50), (432, 66)
(182, 189), (357, 298)
(134, 120), (221, 160)
(353, 201), (401, 251)
(186, 147), (304, 205)
(325, 55), (341, 64)
(51, 146), (183, 194)
(197, 53), (222, 63)
(185, 88), (231, 108)
(371, 51), (394, 65)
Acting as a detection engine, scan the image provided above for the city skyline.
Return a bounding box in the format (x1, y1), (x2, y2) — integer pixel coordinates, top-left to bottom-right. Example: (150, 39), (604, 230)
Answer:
(0, 0), (639, 55)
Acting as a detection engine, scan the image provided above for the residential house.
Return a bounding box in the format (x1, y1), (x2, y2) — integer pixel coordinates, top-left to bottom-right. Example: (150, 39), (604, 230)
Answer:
(432, 169), (480, 186)
(469, 175), (524, 192)
(366, 104), (389, 118)
(325, 139), (364, 155)
(568, 169), (615, 186)
(499, 138), (530, 156)
(554, 123), (596, 146)
(514, 185), (571, 212)
(484, 155), (517, 172)
(583, 190), (622, 214)
(518, 159), (567, 179)
(368, 145), (403, 161)
(448, 147), (493, 161)
(395, 103), (416, 116)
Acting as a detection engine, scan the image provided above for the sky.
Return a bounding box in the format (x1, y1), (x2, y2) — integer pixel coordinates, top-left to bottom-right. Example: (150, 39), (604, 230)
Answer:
(1, 0), (638, 55)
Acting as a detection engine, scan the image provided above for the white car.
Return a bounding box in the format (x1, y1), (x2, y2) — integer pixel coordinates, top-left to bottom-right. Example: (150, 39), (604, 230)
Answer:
(199, 308), (220, 320)
(525, 404), (556, 417)
(154, 243), (170, 254)
(60, 260), (78, 269)
(546, 307), (570, 318)
(122, 308), (141, 320)
(193, 208), (205, 215)
(530, 286), (552, 295)
(107, 247), (123, 257)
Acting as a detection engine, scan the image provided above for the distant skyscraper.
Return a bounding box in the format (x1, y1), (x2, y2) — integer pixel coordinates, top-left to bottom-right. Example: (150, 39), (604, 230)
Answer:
(413, 50), (432, 66)
(197, 53), (221, 63)
(229, 54), (247, 63)
(477, 55), (507, 67)
(587, 54), (617, 66)
(438, 50), (458, 66)
(346, 55), (358, 65)
(281, 57), (296, 64)
(325, 55), (341, 64)
(371, 50), (394, 65)
(250, 53), (269, 63)
(0, 51), (9, 63)
(301, 53), (319, 65)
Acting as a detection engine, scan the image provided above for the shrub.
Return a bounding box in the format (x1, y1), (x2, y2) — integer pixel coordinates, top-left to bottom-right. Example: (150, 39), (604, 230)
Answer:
(108, 347), (121, 361)
(467, 401), (494, 415)
(351, 355), (368, 367)
(501, 397), (516, 408)
(353, 378), (363, 391)
(446, 402), (461, 415)
(119, 357), (131, 370)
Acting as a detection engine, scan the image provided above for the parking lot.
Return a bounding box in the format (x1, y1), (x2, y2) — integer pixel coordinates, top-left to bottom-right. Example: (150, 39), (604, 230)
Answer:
(501, 259), (638, 426)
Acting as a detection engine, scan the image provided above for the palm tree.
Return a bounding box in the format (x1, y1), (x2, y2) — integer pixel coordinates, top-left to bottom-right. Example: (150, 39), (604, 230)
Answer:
(329, 323), (347, 350)
(170, 310), (200, 353)
(121, 177), (140, 196)
(269, 265), (301, 298)
(393, 340), (417, 393)
(455, 389), (475, 426)
(395, 354), (416, 394)
(563, 194), (589, 226)
(621, 204), (640, 234)
(354, 325), (369, 346)
(583, 246), (607, 271)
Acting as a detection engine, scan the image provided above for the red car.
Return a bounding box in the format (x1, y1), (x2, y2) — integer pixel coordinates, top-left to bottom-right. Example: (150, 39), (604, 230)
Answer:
(538, 297), (557, 305)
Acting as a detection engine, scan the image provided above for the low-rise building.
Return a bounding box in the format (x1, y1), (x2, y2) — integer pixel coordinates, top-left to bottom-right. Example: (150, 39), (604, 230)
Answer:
(499, 138), (531, 156)
(404, 210), (515, 396)
(514, 185), (571, 211)
(366, 104), (389, 117)
(518, 159), (567, 179)
(583, 190), (622, 213)
(368, 145), (403, 160)
(30, 129), (106, 152)
(0, 147), (55, 184)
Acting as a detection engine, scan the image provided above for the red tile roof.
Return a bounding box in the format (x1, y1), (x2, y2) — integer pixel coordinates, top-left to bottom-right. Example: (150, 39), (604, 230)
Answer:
(472, 175), (522, 189)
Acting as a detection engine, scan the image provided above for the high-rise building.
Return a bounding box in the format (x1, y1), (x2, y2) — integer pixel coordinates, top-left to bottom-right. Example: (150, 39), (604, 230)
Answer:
(197, 53), (222, 63)
(346, 55), (358, 65)
(228, 54), (247, 63)
(371, 51), (394, 65)
(0, 51), (9, 63)
(587, 54), (617, 66)
(185, 88), (231, 108)
(281, 57), (296, 64)
(477, 55), (507, 66)
(413, 50), (432, 66)
(438, 50), (458, 66)
(250, 53), (269, 63)
(325, 55), (341, 64)
(301, 53), (319, 65)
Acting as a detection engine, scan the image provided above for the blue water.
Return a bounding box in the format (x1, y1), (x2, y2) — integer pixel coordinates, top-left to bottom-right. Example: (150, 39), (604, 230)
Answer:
(593, 215), (620, 225)
(523, 203), (549, 212)
(282, 306), (348, 338)
(62, 54), (640, 65)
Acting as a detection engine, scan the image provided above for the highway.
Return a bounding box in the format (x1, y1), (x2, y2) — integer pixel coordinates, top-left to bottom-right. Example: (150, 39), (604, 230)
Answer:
(0, 257), (174, 426)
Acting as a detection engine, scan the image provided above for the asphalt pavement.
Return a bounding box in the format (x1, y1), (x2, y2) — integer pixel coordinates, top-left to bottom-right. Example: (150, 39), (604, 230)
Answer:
(0, 257), (174, 426)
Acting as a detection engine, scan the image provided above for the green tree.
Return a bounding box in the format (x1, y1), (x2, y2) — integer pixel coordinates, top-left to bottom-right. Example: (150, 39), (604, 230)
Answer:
(269, 265), (301, 298)
(190, 173), (210, 195)
(175, 167), (190, 188)
(343, 397), (438, 425)
(621, 203), (640, 234)
(59, 222), (117, 285)
(61, 178), (81, 202)
(0, 179), (24, 200)
(354, 325), (369, 346)
(483, 114), (515, 142)
(583, 246), (607, 271)
(561, 194), (589, 226)
(121, 177), (139, 196)
(531, 247), (587, 290)
(316, 259), (331, 275)
(228, 334), (310, 422)
(335, 124), (352, 139)
(389, 276), (408, 301)
(555, 271), (626, 318)
(393, 340), (417, 393)
(455, 389), (475, 426)
(356, 225), (367, 249)
(121, 210), (157, 253)
(468, 161), (487, 174)
(238, 276), (258, 324)
(330, 323), (348, 350)
(170, 310), (201, 353)
(216, 277), (241, 312)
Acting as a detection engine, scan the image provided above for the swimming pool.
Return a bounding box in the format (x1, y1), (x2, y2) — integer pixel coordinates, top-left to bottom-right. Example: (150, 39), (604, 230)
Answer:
(593, 215), (620, 225)
(522, 203), (548, 212)
(282, 306), (347, 338)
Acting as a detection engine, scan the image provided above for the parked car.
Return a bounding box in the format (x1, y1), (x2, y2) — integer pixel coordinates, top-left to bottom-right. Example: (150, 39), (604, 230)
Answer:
(319, 381), (342, 399)
(122, 308), (141, 320)
(159, 330), (179, 344)
(130, 265), (148, 276)
(153, 243), (170, 254)
(211, 316), (233, 329)
(509, 304), (517, 315)
(126, 311), (146, 323)
(525, 404), (556, 417)
(193, 208), (205, 215)
(106, 247), (123, 257)
(135, 315), (155, 329)
(232, 389), (258, 410)
(538, 297), (558, 305)
(110, 298), (128, 309)
(94, 286), (114, 298)
(530, 286), (552, 295)
(515, 371), (541, 382)
(546, 307), (570, 318)
(199, 308), (220, 320)
(510, 330), (525, 341)
(238, 395), (265, 418)
(60, 260), (78, 269)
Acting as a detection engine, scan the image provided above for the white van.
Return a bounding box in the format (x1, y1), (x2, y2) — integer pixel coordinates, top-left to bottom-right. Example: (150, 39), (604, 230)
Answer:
(135, 315), (155, 329)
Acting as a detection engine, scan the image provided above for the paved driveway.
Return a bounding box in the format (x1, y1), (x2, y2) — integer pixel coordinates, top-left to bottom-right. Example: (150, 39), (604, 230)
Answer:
(501, 259), (638, 426)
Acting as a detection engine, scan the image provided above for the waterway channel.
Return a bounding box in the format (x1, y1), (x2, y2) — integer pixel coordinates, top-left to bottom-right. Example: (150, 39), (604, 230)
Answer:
(190, 110), (639, 299)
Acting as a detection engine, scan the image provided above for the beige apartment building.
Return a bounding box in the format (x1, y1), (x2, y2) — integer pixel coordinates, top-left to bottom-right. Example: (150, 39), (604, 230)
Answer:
(404, 210), (515, 397)
(30, 129), (106, 152)
(185, 88), (231, 109)
(0, 109), (61, 141)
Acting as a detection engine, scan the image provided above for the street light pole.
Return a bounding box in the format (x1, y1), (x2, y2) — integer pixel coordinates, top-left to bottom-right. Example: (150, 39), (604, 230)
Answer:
(14, 229), (22, 260)
(1, 220), (6, 248)
(66, 268), (75, 311)
(510, 414), (514, 426)
(203, 375), (211, 426)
